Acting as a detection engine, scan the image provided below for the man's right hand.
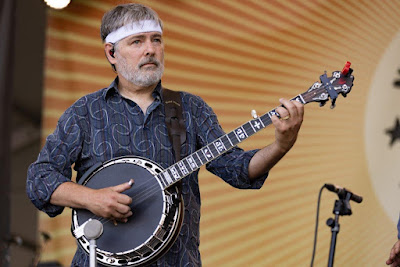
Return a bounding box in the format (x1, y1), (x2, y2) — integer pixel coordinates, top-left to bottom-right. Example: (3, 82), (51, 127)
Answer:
(50, 179), (134, 223)
(87, 179), (134, 223)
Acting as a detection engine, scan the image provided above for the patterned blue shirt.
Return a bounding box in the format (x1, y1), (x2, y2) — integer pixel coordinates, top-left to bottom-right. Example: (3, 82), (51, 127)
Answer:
(27, 78), (268, 266)
(397, 215), (400, 239)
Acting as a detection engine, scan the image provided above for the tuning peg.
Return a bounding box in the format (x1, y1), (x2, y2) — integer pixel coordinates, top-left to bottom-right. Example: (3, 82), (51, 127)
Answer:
(251, 110), (258, 119)
(341, 61), (351, 76)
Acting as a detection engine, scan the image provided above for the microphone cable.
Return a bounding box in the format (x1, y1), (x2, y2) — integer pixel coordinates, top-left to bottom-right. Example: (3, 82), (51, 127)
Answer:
(310, 184), (325, 267)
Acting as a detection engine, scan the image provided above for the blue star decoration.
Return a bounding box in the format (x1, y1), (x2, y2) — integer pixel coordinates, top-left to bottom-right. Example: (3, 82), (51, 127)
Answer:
(386, 118), (400, 147)
(395, 69), (400, 88)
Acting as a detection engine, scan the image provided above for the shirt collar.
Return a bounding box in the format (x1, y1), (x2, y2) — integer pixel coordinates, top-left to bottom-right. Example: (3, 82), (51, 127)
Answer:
(103, 77), (119, 100)
(103, 77), (163, 101)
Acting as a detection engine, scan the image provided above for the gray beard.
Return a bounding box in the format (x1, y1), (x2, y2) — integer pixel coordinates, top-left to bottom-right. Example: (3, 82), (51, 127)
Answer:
(116, 56), (164, 87)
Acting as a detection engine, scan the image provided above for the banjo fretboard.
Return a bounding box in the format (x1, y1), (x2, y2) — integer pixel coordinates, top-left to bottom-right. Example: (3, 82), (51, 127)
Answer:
(156, 94), (306, 189)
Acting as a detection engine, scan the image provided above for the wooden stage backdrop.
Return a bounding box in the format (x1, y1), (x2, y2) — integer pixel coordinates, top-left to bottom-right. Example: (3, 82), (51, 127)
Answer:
(38, 0), (400, 266)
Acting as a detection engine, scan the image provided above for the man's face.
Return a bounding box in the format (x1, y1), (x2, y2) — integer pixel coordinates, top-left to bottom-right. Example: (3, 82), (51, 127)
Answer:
(114, 32), (164, 87)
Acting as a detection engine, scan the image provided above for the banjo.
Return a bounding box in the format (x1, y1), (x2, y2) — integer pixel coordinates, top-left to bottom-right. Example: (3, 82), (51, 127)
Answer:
(71, 63), (354, 266)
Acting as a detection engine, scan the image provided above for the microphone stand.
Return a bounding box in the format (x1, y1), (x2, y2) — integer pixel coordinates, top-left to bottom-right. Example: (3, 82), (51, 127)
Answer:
(326, 191), (353, 267)
(83, 219), (103, 267)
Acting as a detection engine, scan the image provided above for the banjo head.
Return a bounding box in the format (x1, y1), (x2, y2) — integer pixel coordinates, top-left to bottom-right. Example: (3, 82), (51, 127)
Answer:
(72, 156), (183, 266)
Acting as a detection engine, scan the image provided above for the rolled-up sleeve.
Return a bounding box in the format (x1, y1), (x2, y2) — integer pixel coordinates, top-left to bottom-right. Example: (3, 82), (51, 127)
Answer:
(26, 106), (83, 217)
(192, 95), (268, 189)
(207, 148), (268, 189)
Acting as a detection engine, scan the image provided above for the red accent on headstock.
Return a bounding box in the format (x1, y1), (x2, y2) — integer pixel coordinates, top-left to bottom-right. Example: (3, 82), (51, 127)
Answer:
(341, 61), (351, 76)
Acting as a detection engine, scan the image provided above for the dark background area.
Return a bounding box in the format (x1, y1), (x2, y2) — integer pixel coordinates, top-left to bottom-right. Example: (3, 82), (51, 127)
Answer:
(1, 0), (47, 266)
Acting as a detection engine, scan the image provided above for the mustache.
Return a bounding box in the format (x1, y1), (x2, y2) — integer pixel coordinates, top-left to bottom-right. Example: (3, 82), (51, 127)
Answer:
(138, 57), (160, 68)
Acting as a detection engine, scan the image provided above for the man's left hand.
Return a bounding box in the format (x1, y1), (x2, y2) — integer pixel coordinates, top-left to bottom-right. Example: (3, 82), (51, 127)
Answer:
(270, 98), (304, 153)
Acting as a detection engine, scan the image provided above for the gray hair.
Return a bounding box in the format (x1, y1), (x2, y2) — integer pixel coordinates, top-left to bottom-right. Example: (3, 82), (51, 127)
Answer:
(100, 3), (163, 42)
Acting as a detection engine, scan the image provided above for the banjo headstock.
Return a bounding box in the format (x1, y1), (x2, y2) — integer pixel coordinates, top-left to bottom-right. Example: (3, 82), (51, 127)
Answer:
(301, 61), (354, 109)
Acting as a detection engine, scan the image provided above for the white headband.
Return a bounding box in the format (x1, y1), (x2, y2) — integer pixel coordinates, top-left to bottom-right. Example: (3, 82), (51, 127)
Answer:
(105, 20), (162, 43)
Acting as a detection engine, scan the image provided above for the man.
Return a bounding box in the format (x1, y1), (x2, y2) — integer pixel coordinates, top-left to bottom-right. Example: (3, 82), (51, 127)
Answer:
(27, 3), (304, 266)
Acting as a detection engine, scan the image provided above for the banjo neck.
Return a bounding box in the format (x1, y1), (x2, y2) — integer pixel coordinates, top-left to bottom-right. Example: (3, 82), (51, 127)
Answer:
(156, 93), (306, 189)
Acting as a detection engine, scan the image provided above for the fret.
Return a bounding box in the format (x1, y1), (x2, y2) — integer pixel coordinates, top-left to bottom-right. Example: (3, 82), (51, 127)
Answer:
(243, 122), (254, 135)
(157, 173), (167, 188)
(232, 129), (241, 142)
(201, 146), (214, 162)
(196, 151), (206, 165)
(174, 163), (184, 177)
(186, 156), (198, 170)
(161, 171), (173, 185)
(228, 131), (239, 145)
(260, 117), (266, 128)
(183, 158), (194, 173)
(267, 109), (279, 119)
(222, 134), (234, 147)
(208, 142), (219, 157)
(260, 114), (272, 128)
(249, 120), (256, 133)
(234, 126), (248, 141)
(192, 153), (203, 167)
(292, 94), (305, 104)
(181, 159), (192, 173)
(162, 169), (174, 187)
(250, 118), (264, 132)
(177, 161), (189, 176)
(168, 167), (180, 181)
(213, 138), (226, 154)
(241, 126), (249, 138)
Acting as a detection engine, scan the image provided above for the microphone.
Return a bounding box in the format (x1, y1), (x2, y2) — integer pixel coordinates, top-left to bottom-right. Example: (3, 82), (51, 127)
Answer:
(324, 183), (363, 203)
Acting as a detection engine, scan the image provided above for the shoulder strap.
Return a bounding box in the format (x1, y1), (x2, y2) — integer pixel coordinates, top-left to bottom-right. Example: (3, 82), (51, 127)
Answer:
(162, 88), (186, 162)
